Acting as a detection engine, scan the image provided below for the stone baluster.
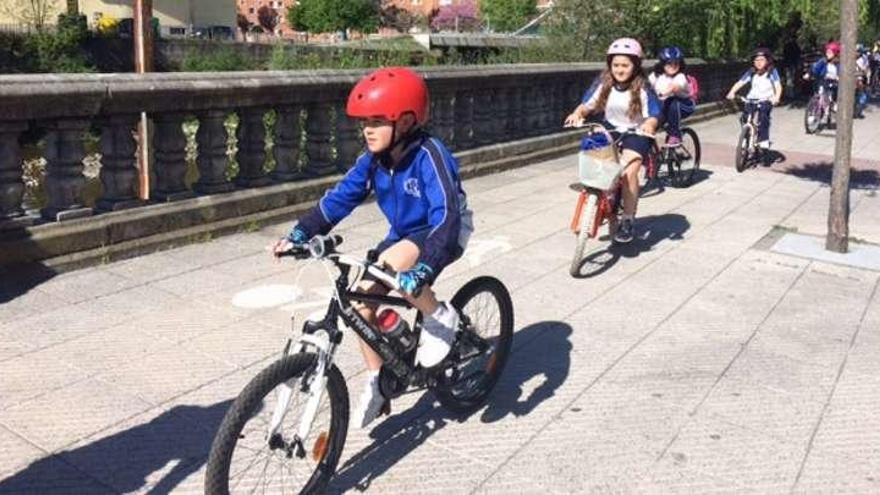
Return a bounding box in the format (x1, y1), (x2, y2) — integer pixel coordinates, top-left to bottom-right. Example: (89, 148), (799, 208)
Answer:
(507, 86), (524, 140)
(452, 89), (474, 150)
(0, 122), (28, 220)
(234, 107), (272, 188)
(96, 115), (141, 211)
(335, 101), (362, 170)
(41, 119), (92, 222)
(153, 112), (194, 201)
(271, 105), (303, 181)
(473, 89), (493, 146)
(493, 88), (510, 144)
(431, 91), (455, 143)
(304, 101), (335, 177)
(193, 110), (234, 194)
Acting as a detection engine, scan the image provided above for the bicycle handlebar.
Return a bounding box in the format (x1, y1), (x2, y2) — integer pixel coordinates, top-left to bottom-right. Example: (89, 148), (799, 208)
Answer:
(277, 234), (402, 291)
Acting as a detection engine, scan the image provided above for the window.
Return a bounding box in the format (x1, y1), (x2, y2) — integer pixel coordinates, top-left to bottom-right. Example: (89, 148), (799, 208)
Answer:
(169, 27), (186, 36)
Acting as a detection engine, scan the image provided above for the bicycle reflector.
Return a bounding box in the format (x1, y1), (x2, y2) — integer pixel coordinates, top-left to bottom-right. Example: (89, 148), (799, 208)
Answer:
(312, 431), (329, 462)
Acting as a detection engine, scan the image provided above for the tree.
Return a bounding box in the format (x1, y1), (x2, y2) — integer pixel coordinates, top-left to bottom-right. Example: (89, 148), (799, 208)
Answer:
(430, 0), (482, 32)
(257, 5), (279, 35)
(0, 0), (60, 31)
(379, 3), (420, 33)
(288, 0), (379, 35)
(236, 13), (253, 37)
(480, 0), (536, 33)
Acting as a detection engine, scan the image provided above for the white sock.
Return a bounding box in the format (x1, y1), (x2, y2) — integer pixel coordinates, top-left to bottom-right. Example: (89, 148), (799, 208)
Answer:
(622, 213), (634, 221)
(430, 302), (450, 321)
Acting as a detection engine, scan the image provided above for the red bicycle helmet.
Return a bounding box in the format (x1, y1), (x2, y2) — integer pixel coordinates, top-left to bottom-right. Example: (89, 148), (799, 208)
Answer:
(346, 67), (429, 125)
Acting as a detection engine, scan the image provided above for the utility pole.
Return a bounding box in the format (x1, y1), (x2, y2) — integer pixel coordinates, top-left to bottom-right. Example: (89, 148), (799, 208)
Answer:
(826, 0), (858, 253)
(134, 0), (153, 200)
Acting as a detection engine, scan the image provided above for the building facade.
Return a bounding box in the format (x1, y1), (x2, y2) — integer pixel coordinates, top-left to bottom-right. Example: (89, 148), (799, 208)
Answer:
(0, 0), (236, 38)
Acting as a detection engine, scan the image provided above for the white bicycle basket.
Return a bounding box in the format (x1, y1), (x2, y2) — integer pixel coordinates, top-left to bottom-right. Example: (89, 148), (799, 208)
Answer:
(577, 126), (621, 190)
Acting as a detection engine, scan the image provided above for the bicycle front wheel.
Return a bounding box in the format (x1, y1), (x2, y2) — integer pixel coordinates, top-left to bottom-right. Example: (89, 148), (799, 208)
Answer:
(671, 128), (701, 188)
(205, 354), (349, 495)
(434, 276), (514, 414)
(804, 96), (822, 134)
(735, 125), (752, 173)
(569, 191), (599, 277)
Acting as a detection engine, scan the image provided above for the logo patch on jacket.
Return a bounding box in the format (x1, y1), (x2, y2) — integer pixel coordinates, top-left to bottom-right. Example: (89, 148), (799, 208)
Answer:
(404, 178), (421, 198)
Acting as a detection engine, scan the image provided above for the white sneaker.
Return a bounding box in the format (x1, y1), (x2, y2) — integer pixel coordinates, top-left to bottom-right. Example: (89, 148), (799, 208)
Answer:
(416, 303), (458, 368)
(352, 373), (387, 429)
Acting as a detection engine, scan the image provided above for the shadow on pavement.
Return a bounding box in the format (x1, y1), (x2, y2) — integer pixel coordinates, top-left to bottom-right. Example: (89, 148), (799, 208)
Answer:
(329, 321), (572, 493)
(0, 402), (230, 494)
(0, 262), (57, 304)
(572, 213), (691, 278)
(779, 161), (880, 190)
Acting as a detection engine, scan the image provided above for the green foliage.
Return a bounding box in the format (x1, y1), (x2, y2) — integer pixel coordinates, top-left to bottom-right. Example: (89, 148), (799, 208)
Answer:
(181, 46), (258, 72)
(21, 12), (93, 72)
(287, 0), (379, 35)
(548, 0), (880, 61)
(268, 42), (432, 70)
(480, 0), (537, 33)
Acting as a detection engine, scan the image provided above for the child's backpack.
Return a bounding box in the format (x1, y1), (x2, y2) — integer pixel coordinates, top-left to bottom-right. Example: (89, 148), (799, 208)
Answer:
(686, 74), (701, 103)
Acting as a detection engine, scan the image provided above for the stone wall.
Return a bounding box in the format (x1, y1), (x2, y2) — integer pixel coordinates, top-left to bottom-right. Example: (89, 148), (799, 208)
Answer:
(0, 61), (748, 266)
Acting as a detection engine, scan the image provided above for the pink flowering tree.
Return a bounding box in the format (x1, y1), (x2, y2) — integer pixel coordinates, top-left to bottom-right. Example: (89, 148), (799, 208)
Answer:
(430, 1), (483, 33)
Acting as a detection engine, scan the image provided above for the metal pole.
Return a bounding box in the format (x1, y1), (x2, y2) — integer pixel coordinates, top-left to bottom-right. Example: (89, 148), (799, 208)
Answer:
(134, 0), (153, 200)
(826, 0), (858, 253)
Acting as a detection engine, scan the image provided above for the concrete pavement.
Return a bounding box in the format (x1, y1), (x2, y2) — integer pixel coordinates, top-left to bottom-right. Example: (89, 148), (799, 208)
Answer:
(1, 102), (880, 493)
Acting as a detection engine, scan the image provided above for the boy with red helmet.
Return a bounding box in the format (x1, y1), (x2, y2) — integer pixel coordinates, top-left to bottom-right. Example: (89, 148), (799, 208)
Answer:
(272, 67), (473, 428)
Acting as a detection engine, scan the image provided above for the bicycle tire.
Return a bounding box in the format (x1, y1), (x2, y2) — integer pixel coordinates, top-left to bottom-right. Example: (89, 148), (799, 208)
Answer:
(804, 95), (821, 134)
(671, 128), (701, 188)
(205, 354), (349, 495)
(735, 125), (752, 173)
(569, 192), (599, 277)
(434, 276), (514, 414)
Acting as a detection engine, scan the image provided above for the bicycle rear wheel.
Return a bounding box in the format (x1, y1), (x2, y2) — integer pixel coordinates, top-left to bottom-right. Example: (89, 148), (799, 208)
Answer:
(434, 277), (514, 414)
(205, 354), (349, 495)
(569, 191), (599, 277)
(735, 125), (752, 173)
(671, 128), (701, 187)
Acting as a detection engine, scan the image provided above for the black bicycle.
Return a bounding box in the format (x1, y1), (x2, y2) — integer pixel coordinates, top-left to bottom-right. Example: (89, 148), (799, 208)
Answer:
(641, 124), (702, 195)
(204, 234), (514, 494)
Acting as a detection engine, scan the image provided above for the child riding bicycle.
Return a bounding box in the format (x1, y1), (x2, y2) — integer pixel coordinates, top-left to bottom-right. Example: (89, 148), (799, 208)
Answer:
(271, 67), (474, 428)
(726, 48), (783, 150)
(564, 37), (661, 244)
(805, 41), (841, 106)
(649, 46), (695, 146)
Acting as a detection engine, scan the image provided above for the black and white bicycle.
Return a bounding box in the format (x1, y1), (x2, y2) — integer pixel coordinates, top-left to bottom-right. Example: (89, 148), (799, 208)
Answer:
(204, 234), (513, 494)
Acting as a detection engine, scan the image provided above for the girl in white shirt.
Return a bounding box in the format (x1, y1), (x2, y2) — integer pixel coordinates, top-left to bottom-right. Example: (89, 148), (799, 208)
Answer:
(726, 48), (783, 149)
(564, 37), (661, 244)
(649, 46), (695, 145)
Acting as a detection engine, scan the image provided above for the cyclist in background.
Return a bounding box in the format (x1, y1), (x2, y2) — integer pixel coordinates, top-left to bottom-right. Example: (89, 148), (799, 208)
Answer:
(805, 41), (841, 108)
(649, 46), (696, 146)
(726, 48), (783, 150)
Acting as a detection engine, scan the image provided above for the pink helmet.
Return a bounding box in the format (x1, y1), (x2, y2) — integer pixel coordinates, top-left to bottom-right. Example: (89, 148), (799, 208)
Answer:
(607, 38), (644, 59)
(825, 41), (841, 56)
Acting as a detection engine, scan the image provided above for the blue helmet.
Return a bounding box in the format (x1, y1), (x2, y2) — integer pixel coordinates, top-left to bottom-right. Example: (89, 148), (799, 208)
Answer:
(659, 46), (685, 63)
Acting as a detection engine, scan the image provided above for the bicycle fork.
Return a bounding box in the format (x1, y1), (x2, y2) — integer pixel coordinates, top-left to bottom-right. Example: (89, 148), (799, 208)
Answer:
(266, 332), (333, 457)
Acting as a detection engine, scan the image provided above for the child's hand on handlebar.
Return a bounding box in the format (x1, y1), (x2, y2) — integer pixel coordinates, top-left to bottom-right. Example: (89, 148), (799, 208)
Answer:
(564, 113), (584, 128)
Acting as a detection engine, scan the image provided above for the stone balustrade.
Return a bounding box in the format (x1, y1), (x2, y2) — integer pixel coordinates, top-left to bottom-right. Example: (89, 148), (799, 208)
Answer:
(0, 61), (747, 265)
